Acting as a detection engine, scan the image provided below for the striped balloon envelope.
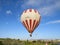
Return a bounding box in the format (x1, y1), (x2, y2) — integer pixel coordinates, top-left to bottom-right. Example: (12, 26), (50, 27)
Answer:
(21, 9), (41, 37)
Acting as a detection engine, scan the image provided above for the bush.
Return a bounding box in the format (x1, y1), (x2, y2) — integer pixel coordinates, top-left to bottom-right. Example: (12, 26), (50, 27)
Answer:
(0, 41), (3, 45)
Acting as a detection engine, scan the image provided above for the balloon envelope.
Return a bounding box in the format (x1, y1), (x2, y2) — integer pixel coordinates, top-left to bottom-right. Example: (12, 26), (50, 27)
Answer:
(21, 9), (41, 36)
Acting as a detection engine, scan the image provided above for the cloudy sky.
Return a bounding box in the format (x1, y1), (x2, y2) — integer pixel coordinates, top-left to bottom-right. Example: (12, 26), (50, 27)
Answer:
(0, 0), (60, 40)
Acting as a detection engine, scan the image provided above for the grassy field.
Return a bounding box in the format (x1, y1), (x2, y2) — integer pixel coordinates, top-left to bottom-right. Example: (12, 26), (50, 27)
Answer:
(0, 38), (58, 45)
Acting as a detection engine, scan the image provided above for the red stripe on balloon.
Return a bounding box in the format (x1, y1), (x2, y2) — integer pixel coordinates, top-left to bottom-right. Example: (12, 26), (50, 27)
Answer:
(35, 21), (39, 29)
(23, 21), (29, 31)
(35, 16), (41, 29)
(33, 20), (36, 27)
(25, 20), (29, 29)
(34, 20), (37, 30)
(32, 20), (36, 30)
(29, 19), (32, 30)
(23, 21), (27, 29)
(29, 9), (32, 12)
(34, 9), (37, 13)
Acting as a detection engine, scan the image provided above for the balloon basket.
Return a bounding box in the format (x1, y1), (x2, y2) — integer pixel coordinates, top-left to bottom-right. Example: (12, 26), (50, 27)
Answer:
(30, 33), (32, 37)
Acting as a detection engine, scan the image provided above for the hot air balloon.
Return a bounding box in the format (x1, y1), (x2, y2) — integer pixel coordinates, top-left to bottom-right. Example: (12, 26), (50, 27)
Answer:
(21, 9), (41, 37)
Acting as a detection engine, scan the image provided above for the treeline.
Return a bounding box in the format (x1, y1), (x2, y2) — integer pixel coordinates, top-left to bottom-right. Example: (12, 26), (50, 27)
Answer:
(0, 38), (58, 45)
(0, 38), (23, 45)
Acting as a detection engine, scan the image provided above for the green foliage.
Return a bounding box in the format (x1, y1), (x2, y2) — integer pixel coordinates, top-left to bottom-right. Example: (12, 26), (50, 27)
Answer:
(0, 41), (3, 45)
(0, 38), (58, 45)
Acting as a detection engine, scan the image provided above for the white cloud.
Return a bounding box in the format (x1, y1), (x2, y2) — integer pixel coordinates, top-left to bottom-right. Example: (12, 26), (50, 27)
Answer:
(46, 20), (60, 24)
(21, 0), (60, 16)
(21, 0), (54, 7)
(25, 0), (40, 6)
(21, 0), (39, 7)
(38, 1), (60, 16)
(6, 10), (12, 15)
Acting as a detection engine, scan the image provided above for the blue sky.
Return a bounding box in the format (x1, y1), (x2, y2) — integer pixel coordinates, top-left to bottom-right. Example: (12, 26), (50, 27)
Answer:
(0, 0), (60, 40)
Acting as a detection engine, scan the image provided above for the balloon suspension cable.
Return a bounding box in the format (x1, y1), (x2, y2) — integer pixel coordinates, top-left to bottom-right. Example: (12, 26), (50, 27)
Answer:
(30, 33), (32, 37)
